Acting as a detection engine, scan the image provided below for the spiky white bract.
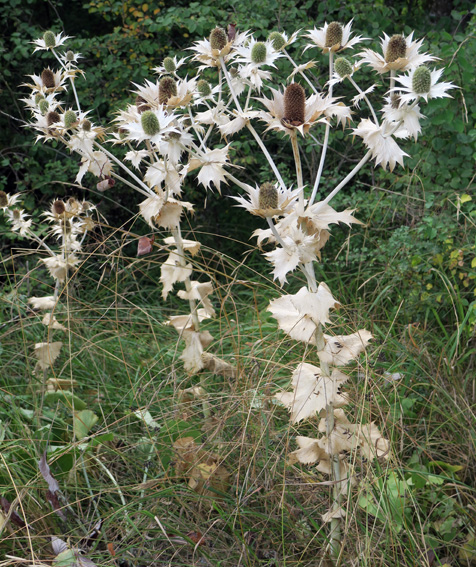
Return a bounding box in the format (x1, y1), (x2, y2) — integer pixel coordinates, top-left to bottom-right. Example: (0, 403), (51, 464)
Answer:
(267, 284), (339, 343)
(230, 183), (299, 218)
(304, 20), (366, 53)
(353, 119), (408, 171)
(120, 106), (179, 146)
(275, 363), (349, 423)
(23, 70), (67, 93)
(188, 145), (231, 191)
(358, 32), (437, 74)
(235, 38), (282, 68)
(190, 29), (250, 69)
(393, 67), (456, 104)
(381, 96), (424, 140)
(152, 55), (189, 75)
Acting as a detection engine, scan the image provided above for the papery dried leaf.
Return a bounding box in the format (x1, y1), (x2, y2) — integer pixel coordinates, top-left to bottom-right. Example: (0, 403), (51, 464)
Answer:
(288, 436), (327, 465)
(177, 281), (215, 317)
(180, 330), (205, 373)
(137, 235), (154, 257)
(162, 236), (201, 256)
(46, 377), (77, 393)
(166, 309), (211, 332)
(358, 422), (390, 460)
(275, 363), (349, 423)
(38, 452), (60, 493)
(79, 519), (103, 548)
(34, 341), (62, 370)
(96, 176), (115, 192)
(321, 505), (346, 523)
(28, 296), (57, 310)
(42, 313), (67, 332)
(202, 353), (237, 378)
(52, 536), (99, 567)
(268, 285), (339, 344)
(319, 330), (373, 366)
(160, 251), (193, 300)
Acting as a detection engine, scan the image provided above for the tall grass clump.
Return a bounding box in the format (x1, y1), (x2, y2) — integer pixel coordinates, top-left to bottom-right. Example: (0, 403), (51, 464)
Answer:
(1, 16), (474, 567)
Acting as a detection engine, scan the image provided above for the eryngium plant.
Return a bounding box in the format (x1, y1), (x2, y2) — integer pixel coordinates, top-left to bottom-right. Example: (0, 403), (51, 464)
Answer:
(19, 22), (455, 563)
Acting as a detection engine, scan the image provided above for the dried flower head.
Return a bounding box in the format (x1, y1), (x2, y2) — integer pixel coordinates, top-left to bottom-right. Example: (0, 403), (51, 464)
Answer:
(158, 76), (177, 105)
(210, 27), (227, 51)
(163, 56), (176, 73)
(325, 22), (343, 48)
(41, 69), (56, 89)
(385, 35), (406, 63)
(283, 83), (306, 127)
(135, 95), (149, 114)
(258, 182), (278, 210)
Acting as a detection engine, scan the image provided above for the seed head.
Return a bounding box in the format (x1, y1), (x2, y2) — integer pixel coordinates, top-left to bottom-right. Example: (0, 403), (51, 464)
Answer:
(43, 31), (56, 48)
(0, 191), (8, 208)
(269, 31), (285, 51)
(135, 95), (149, 114)
(52, 200), (66, 215)
(163, 57), (176, 73)
(390, 93), (401, 109)
(412, 66), (431, 94)
(158, 76), (177, 105)
(259, 182), (278, 211)
(63, 110), (77, 129)
(325, 22), (343, 48)
(35, 93), (45, 105)
(82, 119), (91, 132)
(141, 111), (160, 136)
(39, 99), (49, 115)
(385, 35), (406, 63)
(197, 79), (211, 97)
(334, 57), (353, 78)
(46, 111), (60, 127)
(283, 83), (306, 126)
(12, 209), (21, 221)
(251, 42), (267, 64)
(210, 27), (227, 51)
(65, 50), (75, 62)
(41, 69), (56, 89)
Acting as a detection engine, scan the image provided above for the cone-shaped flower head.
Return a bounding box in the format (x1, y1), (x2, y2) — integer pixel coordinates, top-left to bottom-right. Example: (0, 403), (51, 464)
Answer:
(412, 66), (431, 94)
(158, 76), (177, 105)
(163, 56), (176, 73)
(385, 35), (406, 63)
(283, 83), (306, 127)
(197, 79), (211, 97)
(251, 42), (267, 64)
(141, 111), (160, 136)
(46, 110), (60, 126)
(334, 57), (353, 78)
(39, 99), (49, 115)
(52, 200), (66, 216)
(41, 69), (56, 89)
(325, 22), (343, 48)
(65, 50), (75, 62)
(258, 182), (278, 210)
(0, 191), (8, 208)
(43, 31), (56, 48)
(269, 31), (286, 51)
(210, 27), (227, 50)
(63, 110), (77, 129)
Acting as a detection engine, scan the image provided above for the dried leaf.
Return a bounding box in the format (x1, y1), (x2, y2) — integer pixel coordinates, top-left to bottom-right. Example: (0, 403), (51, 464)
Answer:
(42, 313), (67, 332)
(322, 505), (346, 523)
(137, 235), (154, 257)
(28, 296), (57, 310)
(202, 353), (237, 378)
(319, 330), (373, 366)
(38, 452), (60, 493)
(0, 496), (27, 529)
(34, 341), (62, 370)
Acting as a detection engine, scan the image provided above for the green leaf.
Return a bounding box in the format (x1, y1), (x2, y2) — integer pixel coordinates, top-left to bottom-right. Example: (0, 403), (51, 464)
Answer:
(44, 391), (87, 410)
(73, 410), (98, 440)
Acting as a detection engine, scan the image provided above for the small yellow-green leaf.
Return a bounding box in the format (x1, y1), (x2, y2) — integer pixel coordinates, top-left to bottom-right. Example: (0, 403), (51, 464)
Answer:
(73, 410), (98, 440)
(460, 194), (472, 204)
(471, 257), (476, 268)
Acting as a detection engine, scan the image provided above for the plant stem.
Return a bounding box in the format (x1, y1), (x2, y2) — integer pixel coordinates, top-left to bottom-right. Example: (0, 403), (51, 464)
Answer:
(348, 76), (379, 125)
(309, 52), (333, 207)
(289, 129), (304, 207)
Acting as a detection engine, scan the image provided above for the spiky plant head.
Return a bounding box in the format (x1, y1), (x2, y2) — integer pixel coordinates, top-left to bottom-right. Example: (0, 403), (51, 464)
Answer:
(63, 110), (77, 129)
(38, 99), (49, 115)
(259, 182), (278, 210)
(52, 200), (66, 215)
(159, 76), (177, 105)
(65, 50), (75, 62)
(141, 111), (160, 136)
(43, 31), (56, 48)
(46, 110), (60, 127)
(35, 93), (45, 105)
(269, 31), (285, 51)
(0, 191), (8, 208)
(210, 27), (227, 50)
(284, 83), (306, 126)
(385, 35), (406, 63)
(82, 119), (91, 132)
(163, 57), (176, 73)
(12, 209), (21, 220)
(197, 79), (211, 97)
(325, 22), (343, 48)
(41, 69), (55, 89)
(334, 57), (353, 78)
(412, 66), (431, 94)
(251, 42), (267, 64)
(229, 67), (238, 77)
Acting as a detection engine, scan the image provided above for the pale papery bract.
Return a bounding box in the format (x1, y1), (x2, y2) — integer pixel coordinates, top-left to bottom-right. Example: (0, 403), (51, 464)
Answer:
(304, 20), (367, 53)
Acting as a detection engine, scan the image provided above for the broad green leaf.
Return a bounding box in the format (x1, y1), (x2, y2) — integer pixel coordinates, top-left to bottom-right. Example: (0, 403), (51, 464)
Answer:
(73, 410), (98, 440)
